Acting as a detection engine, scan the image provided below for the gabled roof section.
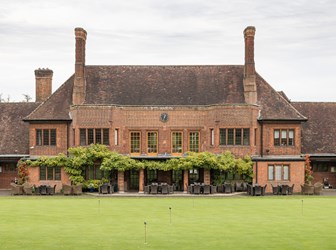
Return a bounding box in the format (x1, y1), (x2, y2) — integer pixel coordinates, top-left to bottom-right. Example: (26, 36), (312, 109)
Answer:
(256, 74), (307, 121)
(292, 102), (336, 154)
(25, 75), (74, 121)
(0, 102), (39, 154)
(84, 65), (245, 105)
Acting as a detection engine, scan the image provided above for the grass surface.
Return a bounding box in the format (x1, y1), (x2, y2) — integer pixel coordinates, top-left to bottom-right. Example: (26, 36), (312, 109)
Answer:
(1, 195), (336, 249)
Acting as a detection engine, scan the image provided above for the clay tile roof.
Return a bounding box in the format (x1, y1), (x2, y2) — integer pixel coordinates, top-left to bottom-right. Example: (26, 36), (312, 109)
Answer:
(0, 102), (40, 154)
(84, 65), (245, 105)
(25, 75), (74, 121)
(256, 74), (306, 121)
(292, 102), (336, 154)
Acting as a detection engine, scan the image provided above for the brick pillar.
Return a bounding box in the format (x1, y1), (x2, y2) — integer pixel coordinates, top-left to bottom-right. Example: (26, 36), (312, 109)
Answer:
(183, 170), (189, 193)
(138, 168), (144, 193)
(35, 68), (53, 102)
(203, 169), (210, 185)
(118, 171), (125, 193)
(73, 27), (87, 105)
(243, 26), (257, 104)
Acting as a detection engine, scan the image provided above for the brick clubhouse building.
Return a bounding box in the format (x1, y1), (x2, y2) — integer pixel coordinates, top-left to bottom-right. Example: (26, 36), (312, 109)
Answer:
(1, 27), (335, 193)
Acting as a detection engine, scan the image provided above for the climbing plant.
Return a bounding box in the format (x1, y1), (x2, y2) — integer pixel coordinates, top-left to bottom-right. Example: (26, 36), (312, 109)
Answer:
(17, 144), (253, 184)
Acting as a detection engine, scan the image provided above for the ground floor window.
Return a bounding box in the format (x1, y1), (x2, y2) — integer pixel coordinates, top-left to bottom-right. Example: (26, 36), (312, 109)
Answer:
(189, 169), (199, 183)
(40, 166), (61, 180)
(146, 169), (157, 184)
(268, 165), (289, 181)
(85, 166), (103, 180)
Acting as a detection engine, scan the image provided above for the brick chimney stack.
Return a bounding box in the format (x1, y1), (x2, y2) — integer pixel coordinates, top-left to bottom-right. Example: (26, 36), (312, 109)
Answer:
(243, 26), (257, 104)
(72, 27), (87, 105)
(35, 68), (53, 102)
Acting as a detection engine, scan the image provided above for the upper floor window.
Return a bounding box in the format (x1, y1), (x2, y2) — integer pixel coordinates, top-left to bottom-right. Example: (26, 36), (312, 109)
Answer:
(172, 132), (183, 154)
(80, 128), (109, 146)
(36, 129), (56, 146)
(147, 131), (158, 154)
(219, 128), (250, 146)
(130, 131), (141, 154)
(274, 129), (294, 146)
(189, 132), (199, 152)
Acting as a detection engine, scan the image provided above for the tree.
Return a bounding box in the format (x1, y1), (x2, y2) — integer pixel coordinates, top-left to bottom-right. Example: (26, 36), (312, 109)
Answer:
(22, 94), (32, 102)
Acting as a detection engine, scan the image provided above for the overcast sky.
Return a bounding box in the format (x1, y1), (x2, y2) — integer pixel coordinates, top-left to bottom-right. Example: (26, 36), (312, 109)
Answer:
(0, 0), (335, 102)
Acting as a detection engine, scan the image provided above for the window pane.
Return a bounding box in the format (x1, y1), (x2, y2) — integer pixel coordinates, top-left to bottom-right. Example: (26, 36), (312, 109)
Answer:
(235, 129), (242, 145)
(147, 132), (158, 153)
(43, 129), (49, 145)
(95, 166), (102, 179)
(95, 129), (102, 144)
(281, 130), (287, 145)
(88, 129), (94, 145)
(288, 129), (294, 146)
(283, 166), (289, 180)
(50, 129), (56, 146)
(36, 129), (42, 146)
(146, 169), (157, 184)
(227, 129), (234, 145)
(243, 128), (250, 145)
(268, 165), (274, 180)
(189, 132), (199, 152)
(103, 129), (109, 145)
(47, 166), (54, 180)
(114, 129), (119, 146)
(275, 166), (282, 180)
(172, 132), (182, 153)
(274, 130), (280, 146)
(80, 129), (86, 146)
(130, 132), (141, 153)
(55, 166), (61, 180)
(210, 129), (214, 146)
(40, 166), (46, 180)
(219, 129), (226, 145)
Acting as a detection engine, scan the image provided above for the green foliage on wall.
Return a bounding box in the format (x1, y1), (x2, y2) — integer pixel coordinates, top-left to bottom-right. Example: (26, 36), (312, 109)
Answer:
(18, 144), (253, 184)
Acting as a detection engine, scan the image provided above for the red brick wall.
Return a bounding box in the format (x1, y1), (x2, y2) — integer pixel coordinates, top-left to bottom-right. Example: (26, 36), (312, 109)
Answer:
(261, 123), (302, 156)
(29, 123), (69, 156)
(70, 105), (260, 158)
(253, 161), (305, 193)
(27, 166), (70, 193)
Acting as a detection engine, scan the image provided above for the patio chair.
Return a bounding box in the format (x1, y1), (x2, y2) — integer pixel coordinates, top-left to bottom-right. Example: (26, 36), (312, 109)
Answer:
(271, 184), (279, 195)
(241, 182), (247, 192)
(235, 181), (243, 192)
(193, 184), (201, 194)
(314, 182), (323, 195)
(323, 178), (332, 189)
(73, 184), (83, 195)
(150, 184), (158, 194)
(288, 184), (294, 195)
(281, 185), (289, 195)
(224, 183), (232, 193)
(63, 184), (73, 195)
(23, 183), (33, 195)
(47, 185), (56, 195)
(254, 185), (262, 196)
(40, 185), (48, 195)
(169, 185), (174, 194)
(99, 184), (110, 194)
(203, 184), (210, 194)
(161, 184), (169, 194)
(144, 185), (150, 194)
(10, 183), (23, 195)
(247, 184), (253, 196)
(261, 184), (267, 196)
(210, 185), (217, 194)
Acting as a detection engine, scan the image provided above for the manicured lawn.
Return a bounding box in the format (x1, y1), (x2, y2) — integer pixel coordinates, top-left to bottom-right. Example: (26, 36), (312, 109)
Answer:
(1, 195), (335, 249)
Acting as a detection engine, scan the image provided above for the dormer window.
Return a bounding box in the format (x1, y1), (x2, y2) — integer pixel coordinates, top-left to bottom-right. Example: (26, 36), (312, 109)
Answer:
(274, 129), (295, 146)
